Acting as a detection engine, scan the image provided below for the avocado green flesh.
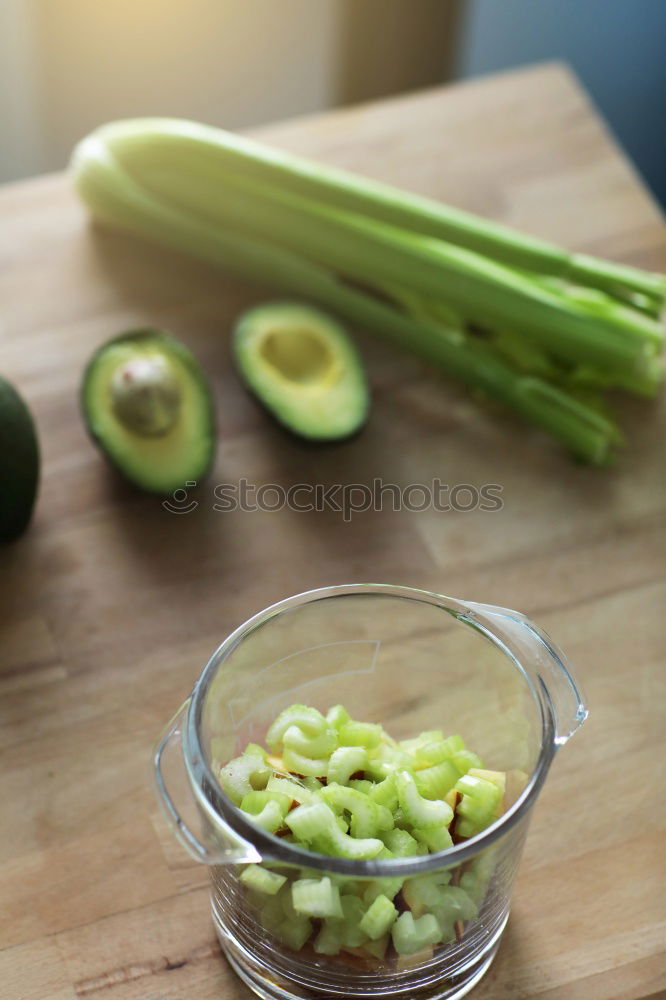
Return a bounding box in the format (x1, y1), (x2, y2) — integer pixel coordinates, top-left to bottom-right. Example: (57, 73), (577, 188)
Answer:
(0, 376), (40, 543)
(233, 303), (369, 440)
(82, 331), (215, 494)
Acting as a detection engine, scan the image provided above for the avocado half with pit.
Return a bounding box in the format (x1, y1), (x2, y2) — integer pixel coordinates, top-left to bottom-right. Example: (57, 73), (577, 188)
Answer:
(232, 302), (369, 441)
(81, 329), (215, 493)
(0, 375), (40, 543)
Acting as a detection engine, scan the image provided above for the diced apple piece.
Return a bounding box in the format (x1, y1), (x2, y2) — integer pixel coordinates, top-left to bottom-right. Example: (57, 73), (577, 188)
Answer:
(444, 789), (460, 814)
(396, 945), (434, 971)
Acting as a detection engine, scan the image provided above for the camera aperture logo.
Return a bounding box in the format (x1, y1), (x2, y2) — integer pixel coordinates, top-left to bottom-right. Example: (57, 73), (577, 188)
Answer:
(162, 481), (199, 514)
(163, 478), (503, 521)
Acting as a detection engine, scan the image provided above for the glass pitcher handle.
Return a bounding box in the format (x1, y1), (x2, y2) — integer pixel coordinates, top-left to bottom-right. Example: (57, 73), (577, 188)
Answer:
(521, 616), (588, 745)
(153, 700), (261, 865)
(464, 601), (588, 746)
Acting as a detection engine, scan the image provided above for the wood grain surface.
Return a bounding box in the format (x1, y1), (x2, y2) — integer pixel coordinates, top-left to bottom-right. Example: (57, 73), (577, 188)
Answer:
(1, 63), (665, 1000)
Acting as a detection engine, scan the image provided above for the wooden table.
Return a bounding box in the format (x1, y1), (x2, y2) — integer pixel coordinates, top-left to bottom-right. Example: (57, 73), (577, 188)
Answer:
(1, 63), (664, 1000)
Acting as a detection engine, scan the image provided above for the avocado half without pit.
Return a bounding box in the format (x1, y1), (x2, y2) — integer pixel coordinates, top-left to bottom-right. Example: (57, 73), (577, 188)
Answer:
(81, 329), (215, 493)
(233, 302), (370, 441)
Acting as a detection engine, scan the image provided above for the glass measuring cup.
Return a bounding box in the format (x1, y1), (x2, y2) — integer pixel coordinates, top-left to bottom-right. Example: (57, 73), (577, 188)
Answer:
(154, 584), (587, 1000)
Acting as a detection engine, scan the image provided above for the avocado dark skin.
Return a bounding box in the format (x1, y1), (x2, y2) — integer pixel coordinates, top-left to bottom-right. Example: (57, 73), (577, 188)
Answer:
(0, 376), (40, 543)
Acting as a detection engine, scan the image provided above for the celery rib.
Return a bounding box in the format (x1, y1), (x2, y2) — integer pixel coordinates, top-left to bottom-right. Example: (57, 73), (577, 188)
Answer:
(126, 162), (663, 380)
(89, 118), (665, 306)
(71, 123), (665, 463)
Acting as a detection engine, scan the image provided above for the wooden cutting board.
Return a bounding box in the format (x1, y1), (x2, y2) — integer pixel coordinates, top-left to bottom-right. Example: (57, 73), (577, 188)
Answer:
(1, 63), (665, 1000)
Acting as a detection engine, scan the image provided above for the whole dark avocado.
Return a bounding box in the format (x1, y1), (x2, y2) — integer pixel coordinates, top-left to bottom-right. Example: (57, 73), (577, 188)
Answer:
(0, 375), (40, 543)
(81, 329), (216, 494)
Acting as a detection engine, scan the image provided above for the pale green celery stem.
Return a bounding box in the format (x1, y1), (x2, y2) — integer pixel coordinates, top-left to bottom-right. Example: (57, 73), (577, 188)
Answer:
(123, 163), (663, 386)
(565, 253), (666, 315)
(91, 119), (666, 307)
(396, 287), (661, 397)
(72, 145), (620, 463)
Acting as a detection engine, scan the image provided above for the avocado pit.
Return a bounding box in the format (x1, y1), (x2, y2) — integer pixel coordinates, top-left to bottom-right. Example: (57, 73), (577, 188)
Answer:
(110, 354), (182, 435)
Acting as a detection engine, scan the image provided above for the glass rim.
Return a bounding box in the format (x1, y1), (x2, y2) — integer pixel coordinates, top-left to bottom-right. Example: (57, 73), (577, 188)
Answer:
(184, 583), (557, 876)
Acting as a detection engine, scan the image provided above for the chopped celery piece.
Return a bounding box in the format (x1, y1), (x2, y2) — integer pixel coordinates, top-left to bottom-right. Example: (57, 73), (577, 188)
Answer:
(302, 776), (325, 793)
(282, 747), (329, 778)
(413, 825), (454, 853)
(260, 894), (285, 934)
(376, 804), (394, 832)
(339, 895), (369, 947)
(291, 877), (343, 918)
(433, 885), (478, 923)
(240, 790), (289, 833)
(415, 760), (460, 799)
(365, 743), (413, 780)
(219, 751), (271, 805)
(349, 778), (374, 795)
(455, 773), (503, 837)
(392, 912), (442, 956)
(321, 782), (382, 837)
(314, 919), (343, 955)
(399, 731), (444, 756)
(239, 864), (286, 895)
(368, 774), (399, 811)
(359, 893), (398, 939)
(286, 801), (384, 860)
(459, 869), (492, 908)
(283, 722), (337, 757)
(266, 775), (313, 804)
(382, 827), (422, 858)
(403, 872), (454, 917)
(416, 734), (465, 766)
(452, 749), (484, 773)
(392, 808), (412, 831)
(327, 746), (368, 785)
(396, 770), (454, 828)
(279, 918), (313, 951)
(285, 801), (335, 844)
(316, 825), (385, 862)
(363, 876), (405, 904)
(266, 704), (328, 752)
(468, 768), (507, 799)
(339, 721), (383, 748)
(263, 887), (316, 950)
(456, 771), (500, 801)
(431, 885), (478, 941)
(280, 884), (300, 921)
(460, 847), (498, 905)
(326, 704), (350, 730)
(363, 847), (404, 903)
(241, 789), (290, 813)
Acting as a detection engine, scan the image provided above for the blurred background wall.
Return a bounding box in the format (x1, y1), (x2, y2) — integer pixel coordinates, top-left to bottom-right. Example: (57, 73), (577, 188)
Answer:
(0, 0), (458, 182)
(1, 0), (664, 205)
(456, 0), (666, 207)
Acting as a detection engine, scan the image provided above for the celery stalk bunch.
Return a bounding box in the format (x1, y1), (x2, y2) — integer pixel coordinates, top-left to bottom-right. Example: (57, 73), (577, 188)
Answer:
(71, 118), (665, 463)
